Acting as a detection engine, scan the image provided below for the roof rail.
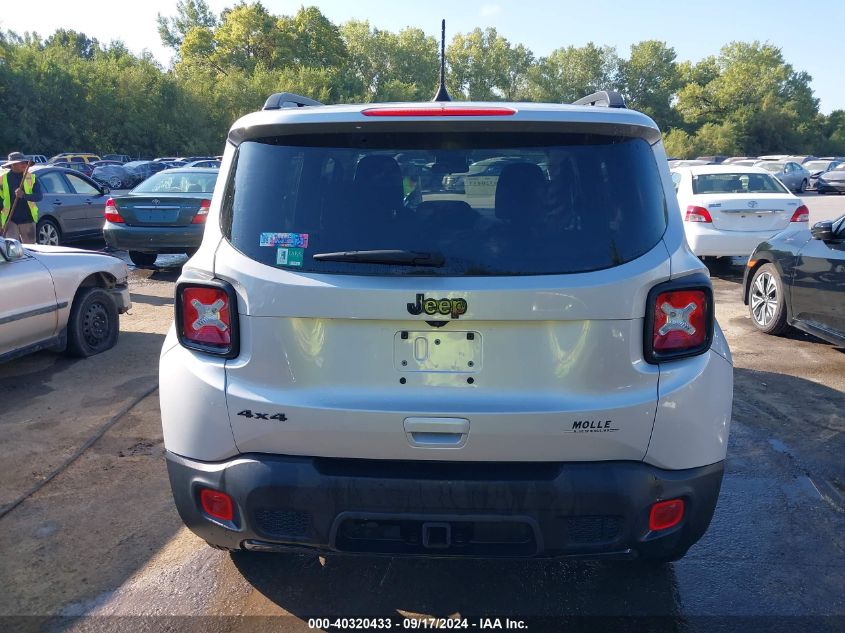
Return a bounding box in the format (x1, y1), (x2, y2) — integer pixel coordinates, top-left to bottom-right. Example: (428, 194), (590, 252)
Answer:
(572, 90), (626, 109)
(262, 92), (324, 110)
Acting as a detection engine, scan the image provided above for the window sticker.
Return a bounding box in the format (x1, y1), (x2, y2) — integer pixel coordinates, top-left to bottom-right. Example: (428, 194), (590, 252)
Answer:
(277, 247), (305, 267)
(260, 232), (309, 248)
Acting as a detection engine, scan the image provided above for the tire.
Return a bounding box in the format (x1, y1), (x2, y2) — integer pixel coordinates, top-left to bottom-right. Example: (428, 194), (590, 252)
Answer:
(799, 179), (807, 193)
(108, 176), (122, 188)
(66, 287), (120, 357)
(36, 218), (62, 246)
(128, 251), (157, 267)
(748, 263), (789, 335)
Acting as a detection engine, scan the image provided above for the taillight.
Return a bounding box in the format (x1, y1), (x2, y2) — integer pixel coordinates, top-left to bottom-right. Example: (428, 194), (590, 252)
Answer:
(684, 205), (712, 223)
(361, 106), (517, 117)
(199, 488), (234, 522)
(175, 281), (239, 358)
(644, 276), (714, 363)
(649, 499), (685, 531)
(104, 198), (124, 223)
(192, 199), (211, 224)
(790, 205), (809, 222)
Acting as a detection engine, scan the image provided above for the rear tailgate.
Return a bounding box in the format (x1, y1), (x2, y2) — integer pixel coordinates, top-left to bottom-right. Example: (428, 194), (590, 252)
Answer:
(116, 195), (205, 227)
(695, 194), (798, 232)
(216, 241), (667, 462)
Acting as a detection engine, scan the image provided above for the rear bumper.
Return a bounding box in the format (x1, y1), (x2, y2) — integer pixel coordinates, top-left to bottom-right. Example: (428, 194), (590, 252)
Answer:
(685, 225), (783, 257)
(103, 222), (204, 253)
(166, 451), (724, 560)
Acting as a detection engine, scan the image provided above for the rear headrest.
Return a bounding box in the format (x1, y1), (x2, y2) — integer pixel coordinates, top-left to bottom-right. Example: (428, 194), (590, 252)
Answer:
(495, 163), (547, 221)
(353, 155), (404, 212)
(415, 200), (478, 230)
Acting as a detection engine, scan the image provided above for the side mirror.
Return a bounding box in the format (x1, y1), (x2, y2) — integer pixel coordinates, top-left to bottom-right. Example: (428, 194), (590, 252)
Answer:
(1, 238), (26, 261)
(100, 184), (111, 195)
(811, 221), (834, 241)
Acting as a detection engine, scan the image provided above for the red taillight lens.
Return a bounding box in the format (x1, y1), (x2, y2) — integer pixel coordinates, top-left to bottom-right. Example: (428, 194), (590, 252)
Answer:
(200, 488), (234, 522)
(684, 205), (712, 223)
(649, 499), (685, 531)
(652, 289), (708, 352)
(361, 106), (517, 117)
(192, 199), (211, 224)
(176, 282), (239, 357)
(790, 205), (809, 222)
(104, 198), (124, 223)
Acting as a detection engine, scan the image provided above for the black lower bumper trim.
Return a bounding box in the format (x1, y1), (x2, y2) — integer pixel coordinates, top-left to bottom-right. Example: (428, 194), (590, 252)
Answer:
(166, 452), (724, 560)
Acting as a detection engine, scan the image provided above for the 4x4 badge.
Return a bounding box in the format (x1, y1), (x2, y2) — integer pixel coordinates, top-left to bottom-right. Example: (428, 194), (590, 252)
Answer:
(407, 293), (468, 319)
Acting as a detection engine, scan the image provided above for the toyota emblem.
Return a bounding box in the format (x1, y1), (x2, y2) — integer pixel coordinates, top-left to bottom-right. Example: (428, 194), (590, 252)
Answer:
(151, 198), (160, 205)
(747, 200), (758, 208)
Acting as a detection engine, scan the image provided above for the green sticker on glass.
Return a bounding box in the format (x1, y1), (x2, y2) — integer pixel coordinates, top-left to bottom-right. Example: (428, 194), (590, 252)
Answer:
(277, 247), (304, 267)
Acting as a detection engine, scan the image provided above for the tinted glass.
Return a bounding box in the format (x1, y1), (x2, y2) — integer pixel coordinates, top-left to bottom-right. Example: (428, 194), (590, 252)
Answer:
(222, 132), (667, 276)
(66, 173), (100, 195)
(133, 171), (217, 193)
(692, 172), (789, 194)
(37, 171), (70, 194)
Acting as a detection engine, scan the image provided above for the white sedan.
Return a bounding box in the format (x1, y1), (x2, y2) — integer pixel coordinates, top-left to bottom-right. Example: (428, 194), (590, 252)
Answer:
(671, 165), (809, 259)
(0, 239), (131, 362)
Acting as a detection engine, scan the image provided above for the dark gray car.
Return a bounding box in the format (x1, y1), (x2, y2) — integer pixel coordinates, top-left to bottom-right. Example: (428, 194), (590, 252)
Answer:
(103, 168), (217, 266)
(30, 166), (111, 246)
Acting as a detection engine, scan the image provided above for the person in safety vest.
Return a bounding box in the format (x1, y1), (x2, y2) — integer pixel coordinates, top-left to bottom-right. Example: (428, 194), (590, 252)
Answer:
(1, 152), (43, 244)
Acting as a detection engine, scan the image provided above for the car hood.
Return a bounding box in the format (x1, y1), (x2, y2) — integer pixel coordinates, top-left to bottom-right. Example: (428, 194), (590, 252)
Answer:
(25, 244), (109, 256)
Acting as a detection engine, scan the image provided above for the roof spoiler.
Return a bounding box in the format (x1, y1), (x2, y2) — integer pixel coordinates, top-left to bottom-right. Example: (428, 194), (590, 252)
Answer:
(572, 90), (626, 109)
(262, 92), (324, 110)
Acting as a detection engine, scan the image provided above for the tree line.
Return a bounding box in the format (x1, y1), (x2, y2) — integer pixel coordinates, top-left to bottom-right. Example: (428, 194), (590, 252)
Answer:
(1, 0), (843, 158)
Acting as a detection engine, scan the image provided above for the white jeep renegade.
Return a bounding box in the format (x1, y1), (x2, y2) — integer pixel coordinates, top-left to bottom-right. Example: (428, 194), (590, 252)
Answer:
(160, 90), (733, 562)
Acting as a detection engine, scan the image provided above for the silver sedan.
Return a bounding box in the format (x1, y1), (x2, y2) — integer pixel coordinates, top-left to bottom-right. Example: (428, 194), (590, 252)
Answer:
(0, 239), (131, 362)
(754, 160), (811, 193)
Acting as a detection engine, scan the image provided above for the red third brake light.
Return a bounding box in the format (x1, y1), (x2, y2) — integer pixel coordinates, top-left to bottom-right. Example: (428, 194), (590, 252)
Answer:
(176, 283), (239, 357)
(649, 499), (685, 531)
(361, 106), (517, 117)
(790, 205), (809, 222)
(685, 205), (712, 223)
(104, 198), (124, 223)
(192, 199), (211, 224)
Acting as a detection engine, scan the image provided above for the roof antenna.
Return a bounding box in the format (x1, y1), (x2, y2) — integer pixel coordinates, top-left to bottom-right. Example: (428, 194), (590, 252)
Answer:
(432, 19), (451, 102)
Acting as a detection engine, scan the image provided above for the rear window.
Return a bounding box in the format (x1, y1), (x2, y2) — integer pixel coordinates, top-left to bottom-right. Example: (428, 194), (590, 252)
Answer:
(692, 172), (789, 194)
(758, 162), (784, 173)
(133, 171), (217, 193)
(222, 132), (667, 276)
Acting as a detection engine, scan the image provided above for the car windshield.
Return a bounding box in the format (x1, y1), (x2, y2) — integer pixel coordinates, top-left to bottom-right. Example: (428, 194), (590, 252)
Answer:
(692, 172), (789, 194)
(757, 162), (784, 172)
(222, 132), (668, 276)
(803, 161), (830, 172)
(133, 171), (217, 193)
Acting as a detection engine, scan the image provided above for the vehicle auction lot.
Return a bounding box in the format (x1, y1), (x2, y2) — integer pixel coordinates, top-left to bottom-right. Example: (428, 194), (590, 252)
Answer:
(1, 195), (843, 631)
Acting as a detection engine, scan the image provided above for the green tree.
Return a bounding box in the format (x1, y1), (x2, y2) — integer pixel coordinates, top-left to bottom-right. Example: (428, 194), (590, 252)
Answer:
(212, 2), (279, 72)
(277, 6), (347, 70)
(157, 0), (218, 52)
(447, 28), (534, 100)
(618, 40), (679, 127)
(525, 43), (619, 103)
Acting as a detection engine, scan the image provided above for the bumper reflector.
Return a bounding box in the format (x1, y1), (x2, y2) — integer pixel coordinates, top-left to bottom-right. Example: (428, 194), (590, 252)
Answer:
(200, 488), (234, 521)
(649, 498), (685, 531)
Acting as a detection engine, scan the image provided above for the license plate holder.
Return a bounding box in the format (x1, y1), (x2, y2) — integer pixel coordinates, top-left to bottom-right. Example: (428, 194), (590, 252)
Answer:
(394, 331), (481, 373)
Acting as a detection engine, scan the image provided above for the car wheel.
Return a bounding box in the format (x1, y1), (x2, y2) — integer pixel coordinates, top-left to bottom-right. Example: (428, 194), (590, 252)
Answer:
(128, 251), (157, 267)
(36, 218), (62, 246)
(749, 263), (789, 335)
(108, 176), (122, 188)
(799, 179), (807, 193)
(66, 287), (120, 357)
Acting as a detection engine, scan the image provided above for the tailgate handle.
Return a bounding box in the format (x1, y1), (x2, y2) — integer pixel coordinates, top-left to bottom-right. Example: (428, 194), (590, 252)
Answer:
(403, 417), (469, 448)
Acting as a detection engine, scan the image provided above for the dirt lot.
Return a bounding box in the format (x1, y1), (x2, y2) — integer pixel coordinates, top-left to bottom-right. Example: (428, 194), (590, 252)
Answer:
(1, 201), (844, 630)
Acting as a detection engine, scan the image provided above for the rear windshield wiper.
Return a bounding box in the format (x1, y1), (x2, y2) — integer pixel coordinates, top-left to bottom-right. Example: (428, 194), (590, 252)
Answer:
(312, 249), (445, 267)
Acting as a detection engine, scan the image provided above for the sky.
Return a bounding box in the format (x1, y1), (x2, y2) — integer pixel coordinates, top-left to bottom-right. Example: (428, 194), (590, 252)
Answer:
(1, 0), (843, 113)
